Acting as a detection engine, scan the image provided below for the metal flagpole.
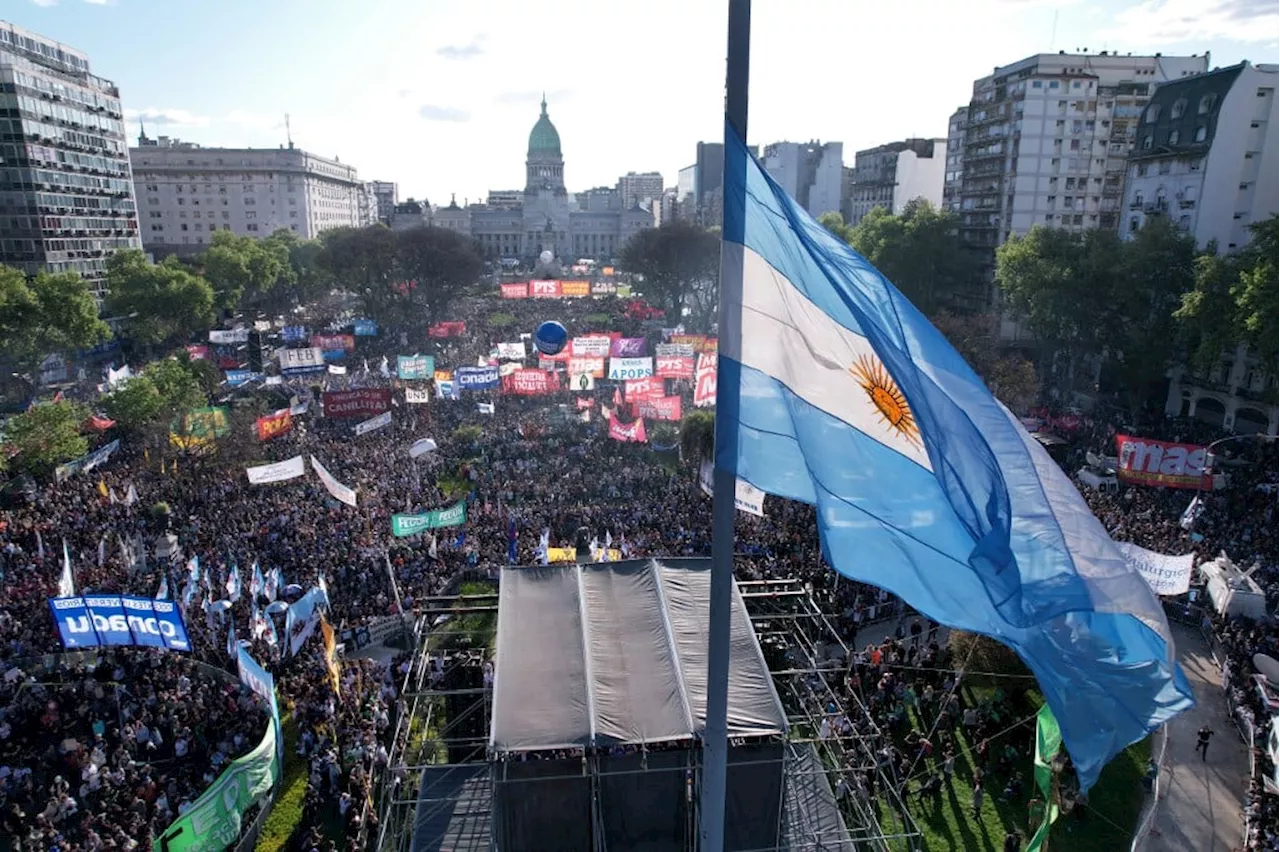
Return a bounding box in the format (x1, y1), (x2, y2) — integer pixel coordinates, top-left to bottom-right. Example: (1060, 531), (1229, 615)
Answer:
(701, 2), (750, 850)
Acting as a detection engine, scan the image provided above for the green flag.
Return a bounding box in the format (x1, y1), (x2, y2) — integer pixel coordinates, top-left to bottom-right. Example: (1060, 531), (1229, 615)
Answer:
(1027, 703), (1063, 852)
(391, 500), (467, 537)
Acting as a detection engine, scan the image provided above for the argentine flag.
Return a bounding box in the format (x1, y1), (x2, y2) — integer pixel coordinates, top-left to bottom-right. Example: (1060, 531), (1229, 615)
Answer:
(716, 124), (1192, 790)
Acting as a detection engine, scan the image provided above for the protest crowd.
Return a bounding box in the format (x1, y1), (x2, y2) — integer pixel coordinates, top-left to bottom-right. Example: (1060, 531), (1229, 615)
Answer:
(0, 277), (1276, 852)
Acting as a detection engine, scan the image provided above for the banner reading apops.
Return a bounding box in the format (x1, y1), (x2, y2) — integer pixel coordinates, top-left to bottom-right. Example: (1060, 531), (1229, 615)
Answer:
(608, 357), (653, 380)
(391, 501), (467, 537)
(310, 333), (356, 352)
(255, 409), (293, 441)
(500, 282), (530, 299)
(1114, 434), (1212, 489)
(321, 388), (391, 419)
(154, 709), (279, 852)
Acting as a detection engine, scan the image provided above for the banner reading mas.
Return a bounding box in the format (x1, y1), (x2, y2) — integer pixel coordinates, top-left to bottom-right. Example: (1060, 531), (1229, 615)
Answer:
(1114, 434), (1213, 489)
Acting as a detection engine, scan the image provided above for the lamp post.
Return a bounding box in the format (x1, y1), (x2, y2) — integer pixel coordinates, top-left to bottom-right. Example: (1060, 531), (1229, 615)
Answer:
(1202, 432), (1279, 489)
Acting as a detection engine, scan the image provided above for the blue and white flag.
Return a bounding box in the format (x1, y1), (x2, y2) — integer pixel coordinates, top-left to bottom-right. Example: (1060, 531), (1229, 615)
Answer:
(155, 571), (168, 600)
(538, 528), (550, 566)
(59, 539), (76, 598)
(714, 124), (1192, 790)
(1179, 494), (1205, 531)
(226, 560), (242, 604)
(265, 566), (281, 602)
(251, 561), (265, 599)
(226, 620), (237, 660)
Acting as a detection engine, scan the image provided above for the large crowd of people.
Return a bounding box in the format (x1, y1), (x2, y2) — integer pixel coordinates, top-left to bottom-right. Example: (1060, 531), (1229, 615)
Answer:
(0, 282), (1275, 851)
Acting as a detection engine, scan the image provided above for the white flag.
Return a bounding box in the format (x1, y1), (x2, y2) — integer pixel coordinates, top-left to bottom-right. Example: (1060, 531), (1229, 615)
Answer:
(59, 539), (76, 597)
(156, 572), (169, 600)
(429, 533), (438, 560)
(36, 530), (44, 561)
(125, 483), (138, 506)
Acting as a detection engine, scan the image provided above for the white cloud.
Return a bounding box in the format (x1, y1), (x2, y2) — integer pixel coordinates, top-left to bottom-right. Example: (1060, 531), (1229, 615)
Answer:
(418, 104), (470, 122)
(84, 0), (114, 5)
(1111, 0), (1278, 44)
(124, 107), (211, 129)
(29, 0), (59, 7)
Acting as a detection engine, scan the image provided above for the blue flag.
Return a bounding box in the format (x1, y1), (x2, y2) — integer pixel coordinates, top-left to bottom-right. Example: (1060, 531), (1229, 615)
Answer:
(507, 520), (518, 564)
(715, 123), (1192, 791)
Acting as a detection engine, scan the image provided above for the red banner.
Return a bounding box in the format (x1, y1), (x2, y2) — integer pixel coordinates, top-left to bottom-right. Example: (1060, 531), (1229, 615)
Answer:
(694, 353), (717, 408)
(255, 408), (293, 441)
(321, 388), (392, 419)
(576, 397), (594, 410)
(529, 280), (561, 298)
(608, 415), (648, 443)
(625, 376), (664, 402)
(427, 321), (467, 338)
(1114, 434), (1212, 489)
(185, 344), (210, 360)
(638, 395), (682, 422)
(311, 334), (356, 352)
(656, 355), (695, 379)
(503, 369), (560, 396)
(500, 282), (529, 299)
(668, 334), (718, 354)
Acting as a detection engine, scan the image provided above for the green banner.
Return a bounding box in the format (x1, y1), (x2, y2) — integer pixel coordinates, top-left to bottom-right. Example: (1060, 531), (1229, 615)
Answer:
(616, 284), (632, 297)
(154, 714), (279, 851)
(174, 406), (231, 439)
(392, 500), (467, 537)
(1027, 703), (1063, 852)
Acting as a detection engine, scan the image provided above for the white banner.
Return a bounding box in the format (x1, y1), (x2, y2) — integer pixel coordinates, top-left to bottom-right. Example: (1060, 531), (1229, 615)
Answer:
(354, 411), (392, 436)
(310, 455), (357, 507)
(246, 456), (305, 485)
(497, 342), (526, 360)
(477, 402), (495, 415)
(572, 336), (612, 357)
(570, 373), (596, 391)
(279, 347), (325, 371)
(608, 357), (654, 380)
(409, 437), (438, 458)
(498, 362), (520, 377)
(405, 388), (431, 404)
(106, 365), (133, 388)
(1115, 542), (1194, 596)
(328, 364), (346, 375)
(698, 461), (766, 517)
(656, 343), (695, 357)
(210, 328), (250, 344)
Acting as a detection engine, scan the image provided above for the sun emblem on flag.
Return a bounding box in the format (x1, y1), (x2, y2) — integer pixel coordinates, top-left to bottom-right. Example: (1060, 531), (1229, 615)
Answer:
(850, 354), (921, 447)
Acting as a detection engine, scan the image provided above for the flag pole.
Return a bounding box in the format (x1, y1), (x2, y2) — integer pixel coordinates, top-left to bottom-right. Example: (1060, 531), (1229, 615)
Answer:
(702, 2), (750, 850)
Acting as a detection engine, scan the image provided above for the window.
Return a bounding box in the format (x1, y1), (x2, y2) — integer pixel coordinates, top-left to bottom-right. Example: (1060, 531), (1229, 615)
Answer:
(222, 211), (229, 220)
(1159, 160), (1171, 175)
(1198, 94), (1216, 114)
(180, 223), (188, 231)
(1047, 195), (1056, 207)
(245, 197), (256, 206)
(1194, 126), (1207, 143)
(1045, 213), (1054, 222)
(1170, 98), (1187, 118)
(1137, 163), (1149, 177)
(1145, 104), (1161, 122)
(1032, 80), (1043, 89)
(1168, 129), (1180, 145)
(1056, 119), (1065, 128)
(1069, 139), (1081, 150)
(149, 211), (161, 218)
(1189, 158), (1203, 171)
(1143, 135), (1153, 149)
(1049, 81), (1059, 89)
(177, 197), (185, 206)
(246, 223), (259, 232)
(245, 211), (257, 220)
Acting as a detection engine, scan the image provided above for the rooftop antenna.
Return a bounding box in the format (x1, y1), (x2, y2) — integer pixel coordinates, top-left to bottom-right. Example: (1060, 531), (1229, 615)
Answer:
(285, 113), (293, 149)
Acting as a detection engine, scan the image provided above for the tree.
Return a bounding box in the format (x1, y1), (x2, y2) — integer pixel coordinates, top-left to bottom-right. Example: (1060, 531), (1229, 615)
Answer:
(1175, 249), (1239, 373)
(619, 221), (719, 330)
(1231, 216), (1278, 370)
(105, 250), (216, 350)
(0, 265), (109, 387)
(931, 312), (1041, 413)
(395, 226), (484, 322)
(3, 400), (89, 475)
(200, 230), (291, 311)
(317, 225), (399, 322)
(680, 410), (715, 465)
(848, 200), (982, 315)
(102, 356), (209, 443)
(817, 211), (856, 244)
(101, 374), (164, 433)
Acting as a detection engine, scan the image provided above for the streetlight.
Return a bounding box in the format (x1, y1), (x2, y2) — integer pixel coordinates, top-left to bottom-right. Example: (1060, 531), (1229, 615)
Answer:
(1183, 432), (1279, 530)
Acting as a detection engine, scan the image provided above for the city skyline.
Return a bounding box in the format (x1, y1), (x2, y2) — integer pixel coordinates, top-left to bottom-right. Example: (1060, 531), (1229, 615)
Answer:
(10, 0), (1280, 204)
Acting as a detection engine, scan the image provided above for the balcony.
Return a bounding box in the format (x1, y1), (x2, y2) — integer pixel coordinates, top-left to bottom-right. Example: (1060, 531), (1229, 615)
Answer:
(1179, 199), (1196, 209)
(1129, 200), (1144, 210)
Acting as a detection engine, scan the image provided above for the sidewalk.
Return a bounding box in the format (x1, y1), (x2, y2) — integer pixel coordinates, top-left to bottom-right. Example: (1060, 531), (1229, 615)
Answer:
(1146, 623), (1245, 852)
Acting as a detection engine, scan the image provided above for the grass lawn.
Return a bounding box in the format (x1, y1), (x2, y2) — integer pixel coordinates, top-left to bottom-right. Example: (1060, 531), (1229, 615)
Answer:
(882, 686), (1149, 852)
(255, 713), (306, 852)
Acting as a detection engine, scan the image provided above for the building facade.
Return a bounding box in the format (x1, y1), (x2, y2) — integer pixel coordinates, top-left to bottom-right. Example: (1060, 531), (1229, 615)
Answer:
(847, 138), (946, 226)
(616, 171), (663, 210)
(761, 140), (843, 218)
(1165, 342), (1277, 435)
(0, 21), (140, 301)
(369, 180), (397, 224)
(948, 51), (1209, 261)
(942, 107), (969, 212)
(439, 98), (652, 262)
(129, 136), (364, 255)
(1121, 62), (1277, 251)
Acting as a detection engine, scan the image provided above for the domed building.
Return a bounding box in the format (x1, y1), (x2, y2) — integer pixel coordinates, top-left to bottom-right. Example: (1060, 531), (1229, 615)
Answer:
(436, 97), (653, 263)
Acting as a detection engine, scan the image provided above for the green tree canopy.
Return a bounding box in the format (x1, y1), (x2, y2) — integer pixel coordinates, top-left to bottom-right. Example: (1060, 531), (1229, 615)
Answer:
(200, 229), (292, 311)
(101, 355), (210, 440)
(395, 226), (484, 322)
(817, 211), (856, 244)
(679, 409), (715, 464)
(848, 200), (982, 315)
(316, 225), (399, 323)
(105, 250), (215, 349)
(619, 221), (719, 330)
(101, 374), (164, 433)
(0, 265), (109, 386)
(2, 400), (89, 475)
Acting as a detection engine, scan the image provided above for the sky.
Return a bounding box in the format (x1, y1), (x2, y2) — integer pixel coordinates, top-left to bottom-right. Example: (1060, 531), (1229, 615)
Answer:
(8, 0), (1279, 205)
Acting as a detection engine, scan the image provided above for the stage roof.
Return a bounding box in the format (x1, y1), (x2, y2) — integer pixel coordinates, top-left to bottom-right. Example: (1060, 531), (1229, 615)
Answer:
(490, 557), (787, 752)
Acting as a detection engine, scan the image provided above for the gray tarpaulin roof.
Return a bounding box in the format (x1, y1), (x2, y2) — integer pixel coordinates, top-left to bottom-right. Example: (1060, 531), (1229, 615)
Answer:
(490, 557), (787, 751)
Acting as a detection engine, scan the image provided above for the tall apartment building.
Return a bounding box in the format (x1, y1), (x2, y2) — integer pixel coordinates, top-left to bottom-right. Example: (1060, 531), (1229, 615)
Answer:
(0, 21), (140, 301)
(129, 135), (364, 255)
(1122, 61), (1277, 251)
(847, 138), (947, 226)
(761, 140), (844, 218)
(616, 171), (663, 210)
(368, 180), (397, 224)
(942, 107), (969, 212)
(949, 51), (1209, 261)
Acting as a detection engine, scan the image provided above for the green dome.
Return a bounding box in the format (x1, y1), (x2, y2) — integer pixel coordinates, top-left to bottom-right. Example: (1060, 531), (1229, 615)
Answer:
(527, 97), (561, 157)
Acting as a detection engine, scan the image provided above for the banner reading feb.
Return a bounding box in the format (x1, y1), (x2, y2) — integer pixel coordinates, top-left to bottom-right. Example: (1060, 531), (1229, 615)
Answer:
(1114, 434), (1212, 489)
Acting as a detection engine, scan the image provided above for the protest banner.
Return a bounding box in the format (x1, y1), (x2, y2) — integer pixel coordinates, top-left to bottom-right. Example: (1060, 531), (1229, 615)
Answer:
(397, 354), (435, 379)
(638, 395), (683, 422)
(608, 357), (653, 380)
(354, 411), (392, 436)
(321, 389), (391, 419)
(255, 409), (293, 441)
(698, 461), (766, 517)
(1115, 542), (1194, 596)
(246, 456), (305, 485)
(391, 501), (467, 537)
(503, 369), (559, 396)
(310, 333), (355, 352)
(310, 455), (357, 507)
(1115, 434), (1212, 490)
(608, 415), (648, 443)
(500, 282), (529, 299)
